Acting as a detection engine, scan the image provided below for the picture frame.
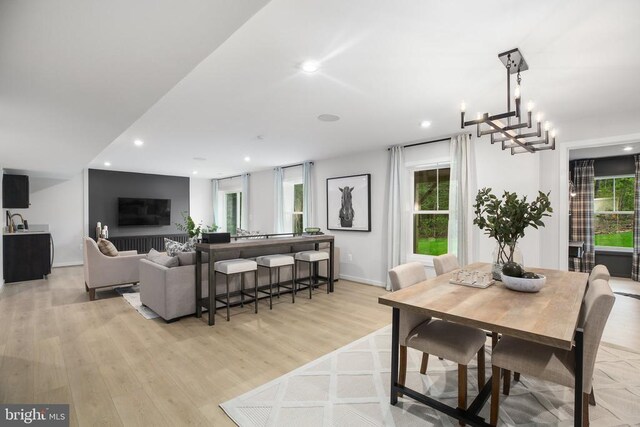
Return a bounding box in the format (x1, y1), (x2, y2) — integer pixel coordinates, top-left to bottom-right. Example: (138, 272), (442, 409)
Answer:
(326, 173), (371, 232)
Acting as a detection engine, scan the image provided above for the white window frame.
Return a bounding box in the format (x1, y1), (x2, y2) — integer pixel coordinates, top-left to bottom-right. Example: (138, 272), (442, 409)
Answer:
(216, 177), (243, 234)
(406, 161), (451, 264)
(593, 174), (634, 251)
(282, 166), (303, 234)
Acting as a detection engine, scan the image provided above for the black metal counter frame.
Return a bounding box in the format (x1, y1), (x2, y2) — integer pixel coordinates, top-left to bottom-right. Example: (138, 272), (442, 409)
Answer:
(389, 308), (585, 427)
(194, 234), (335, 326)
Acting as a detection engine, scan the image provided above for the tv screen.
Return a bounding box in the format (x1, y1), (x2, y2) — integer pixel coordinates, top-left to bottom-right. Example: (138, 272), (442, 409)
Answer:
(118, 198), (171, 226)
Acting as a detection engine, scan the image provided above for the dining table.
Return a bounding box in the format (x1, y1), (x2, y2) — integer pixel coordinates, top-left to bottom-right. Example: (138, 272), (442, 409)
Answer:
(378, 262), (589, 427)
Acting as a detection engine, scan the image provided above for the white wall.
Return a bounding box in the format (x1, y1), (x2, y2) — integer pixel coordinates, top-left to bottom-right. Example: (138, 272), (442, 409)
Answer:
(189, 177), (214, 229)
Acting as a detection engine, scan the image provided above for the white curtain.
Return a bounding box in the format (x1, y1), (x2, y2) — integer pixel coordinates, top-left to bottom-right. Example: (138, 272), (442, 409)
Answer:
(241, 173), (250, 230)
(448, 133), (475, 266)
(302, 161), (313, 229)
(273, 167), (285, 233)
(212, 179), (219, 229)
(386, 145), (406, 290)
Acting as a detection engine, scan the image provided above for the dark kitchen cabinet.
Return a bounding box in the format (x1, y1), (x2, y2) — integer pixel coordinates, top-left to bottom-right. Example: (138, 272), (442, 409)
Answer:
(3, 233), (51, 283)
(2, 174), (29, 208)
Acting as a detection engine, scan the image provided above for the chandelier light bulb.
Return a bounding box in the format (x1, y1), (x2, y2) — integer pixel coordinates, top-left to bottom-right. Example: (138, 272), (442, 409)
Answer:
(514, 85), (521, 99)
(460, 102), (466, 112)
(536, 113), (543, 122)
(527, 101), (534, 112)
(476, 112), (482, 120)
(544, 121), (551, 131)
(551, 130), (557, 138)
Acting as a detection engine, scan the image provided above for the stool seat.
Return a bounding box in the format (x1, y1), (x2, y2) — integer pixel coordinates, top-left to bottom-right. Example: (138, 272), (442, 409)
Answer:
(214, 259), (257, 274)
(256, 254), (294, 267)
(295, 250), (329, 262)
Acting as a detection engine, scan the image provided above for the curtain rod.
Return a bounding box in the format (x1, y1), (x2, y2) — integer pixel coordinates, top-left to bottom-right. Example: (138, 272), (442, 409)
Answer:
(275, 161), (314, 170)
(387, 133), (472, 151)
(214, 173), (248, 181)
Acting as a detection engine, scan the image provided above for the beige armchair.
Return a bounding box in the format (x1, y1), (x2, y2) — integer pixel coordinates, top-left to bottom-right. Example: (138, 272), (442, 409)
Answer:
(83, 237), (146, 300)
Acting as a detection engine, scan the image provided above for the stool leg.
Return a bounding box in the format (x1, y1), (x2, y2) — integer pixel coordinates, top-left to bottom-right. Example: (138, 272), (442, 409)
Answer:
(240, 273), (244, 308)
(309, 261), (313, 299)
(275, 267), (280, 299)
(226, 274), (230, 321)
(254, 270), (258, 313)
(325, 259), (329, 294)
(291, 264), (296, 303)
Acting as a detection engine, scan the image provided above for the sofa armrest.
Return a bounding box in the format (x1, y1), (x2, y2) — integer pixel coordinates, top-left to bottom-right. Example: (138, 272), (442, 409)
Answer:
(139, 259), (169, 319)
(119, 250), (139, 257)
(86, 253), (146, 288)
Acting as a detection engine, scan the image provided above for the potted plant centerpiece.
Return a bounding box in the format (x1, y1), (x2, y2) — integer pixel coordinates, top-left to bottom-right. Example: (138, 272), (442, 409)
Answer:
(176, 212), (218, 246)
(473, 188), (553, 280)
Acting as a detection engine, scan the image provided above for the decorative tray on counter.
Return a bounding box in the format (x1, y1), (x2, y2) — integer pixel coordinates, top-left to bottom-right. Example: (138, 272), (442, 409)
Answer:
(449, 270), (495, 289)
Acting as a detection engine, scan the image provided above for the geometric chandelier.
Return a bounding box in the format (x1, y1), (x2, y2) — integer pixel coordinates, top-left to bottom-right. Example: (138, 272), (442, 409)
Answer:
(460, 48), (556, 155)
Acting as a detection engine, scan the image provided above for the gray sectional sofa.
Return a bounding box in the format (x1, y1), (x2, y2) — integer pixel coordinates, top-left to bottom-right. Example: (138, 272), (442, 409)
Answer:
(140, 245), (339, 321)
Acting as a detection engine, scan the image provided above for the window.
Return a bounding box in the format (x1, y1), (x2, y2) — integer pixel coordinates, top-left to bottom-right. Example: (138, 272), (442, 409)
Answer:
(224, 192), (242, 234)
(283, 180), (303, 234)
(412, 166), (450, 256)
(293, 183), (303, 234)
(594, 175), (634, 248)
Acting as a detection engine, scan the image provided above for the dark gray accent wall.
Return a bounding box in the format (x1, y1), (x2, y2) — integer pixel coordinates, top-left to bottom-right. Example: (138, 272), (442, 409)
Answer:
(88, 169), (189, 238)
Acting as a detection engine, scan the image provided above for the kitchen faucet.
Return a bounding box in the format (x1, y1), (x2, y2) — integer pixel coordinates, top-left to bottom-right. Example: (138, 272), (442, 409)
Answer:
(5, 211), (27, 233)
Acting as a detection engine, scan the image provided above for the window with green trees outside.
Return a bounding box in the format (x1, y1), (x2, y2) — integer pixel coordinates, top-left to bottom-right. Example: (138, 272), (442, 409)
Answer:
(225, 192), (242, 233)
(293, 183), (303, 234)
(413, 167), (450, 256)
(594, 176), (634, 248)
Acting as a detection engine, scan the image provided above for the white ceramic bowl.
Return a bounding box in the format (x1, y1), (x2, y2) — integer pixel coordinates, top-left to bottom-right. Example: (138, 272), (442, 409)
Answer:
(500, 273), (546, 293)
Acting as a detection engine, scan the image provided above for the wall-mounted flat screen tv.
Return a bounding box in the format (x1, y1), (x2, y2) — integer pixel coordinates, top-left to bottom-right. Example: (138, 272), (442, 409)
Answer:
(118, 198), (171, 226)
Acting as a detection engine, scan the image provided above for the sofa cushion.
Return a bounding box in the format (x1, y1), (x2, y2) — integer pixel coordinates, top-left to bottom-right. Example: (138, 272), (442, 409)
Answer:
(148, 248), (179, 268)
(97, 238), (119, 257)
(164, 237), (195, 256)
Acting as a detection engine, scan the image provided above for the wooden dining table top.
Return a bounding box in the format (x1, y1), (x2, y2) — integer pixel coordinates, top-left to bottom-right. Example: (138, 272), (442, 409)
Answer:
(378, 262), (589, 350)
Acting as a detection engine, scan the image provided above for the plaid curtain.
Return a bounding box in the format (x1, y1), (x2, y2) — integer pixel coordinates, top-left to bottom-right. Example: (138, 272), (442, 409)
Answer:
(570, 160), (595, 273)
(632, 155), (640, 281)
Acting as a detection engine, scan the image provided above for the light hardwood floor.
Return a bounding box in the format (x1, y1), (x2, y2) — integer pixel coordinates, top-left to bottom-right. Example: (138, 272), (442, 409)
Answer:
(0, 267), (638, 426)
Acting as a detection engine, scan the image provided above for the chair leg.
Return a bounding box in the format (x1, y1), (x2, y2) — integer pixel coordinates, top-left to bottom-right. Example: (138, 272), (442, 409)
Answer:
(254, 270), (258, 313)
(583, 392), (590, 427)
(503, 369), (511, 395)
(458, 364), (467, 426)
(398, 345), (407, 397)
(589, 388), (596, 406)
(514, 372), (520, 382)
(477, 348), (486, 388)
(420, 353), (429, 375)
(491, 332), (499, 349)
(490, 366), (500, 426)
(291, 264), (296, 303)
(226, 274), (230, 321)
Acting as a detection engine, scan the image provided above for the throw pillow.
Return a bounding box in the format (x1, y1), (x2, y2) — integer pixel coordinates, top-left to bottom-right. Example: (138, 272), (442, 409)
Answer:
(97, 238), (119, 257)
(164, 238), (195, 256)
(147, 248), (179, 268)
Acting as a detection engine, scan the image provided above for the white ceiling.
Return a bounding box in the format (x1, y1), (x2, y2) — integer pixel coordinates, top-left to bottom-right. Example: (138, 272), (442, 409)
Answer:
(3, 0), (640, 179)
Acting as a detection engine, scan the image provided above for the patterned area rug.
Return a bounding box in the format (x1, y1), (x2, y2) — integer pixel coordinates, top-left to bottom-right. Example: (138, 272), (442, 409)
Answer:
(115, 286), (159, 320)
(220, 326), (640, 426)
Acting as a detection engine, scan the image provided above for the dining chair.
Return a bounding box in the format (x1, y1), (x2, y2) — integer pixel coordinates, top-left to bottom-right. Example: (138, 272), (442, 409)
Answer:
(389, 263), (487, 419)
(589, 264), (610, 284)
(489, 278), (615, 426)
(433, 253), (460, 276)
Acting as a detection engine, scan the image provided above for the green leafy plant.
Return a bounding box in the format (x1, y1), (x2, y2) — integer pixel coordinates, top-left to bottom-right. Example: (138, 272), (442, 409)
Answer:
(175, 212), (219, 238)
(473, 188), (553, 263)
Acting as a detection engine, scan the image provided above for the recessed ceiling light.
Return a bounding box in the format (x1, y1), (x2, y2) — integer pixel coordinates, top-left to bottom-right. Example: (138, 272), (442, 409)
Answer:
(244, 156), (251, 162)
(192, 170), (198, 175)
(420, 120), (432, 128)
(104, 161), (111, 167)
(134, 139), (144, 147)
(318, 114), (340, 122)
(300, 60), (320, 73)
(256, 135), (265, 140)
(193, 157), (207, 161)
(623, 146), (633, 151)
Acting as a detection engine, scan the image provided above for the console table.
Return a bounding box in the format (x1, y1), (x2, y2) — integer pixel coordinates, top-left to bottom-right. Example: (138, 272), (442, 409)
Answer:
(195, 234), (335, 325)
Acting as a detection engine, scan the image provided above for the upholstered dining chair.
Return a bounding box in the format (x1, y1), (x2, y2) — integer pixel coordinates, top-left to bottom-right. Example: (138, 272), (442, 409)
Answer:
(589, 264), (610, 284)
(433, 253), (460, 276)
(389, 263), (487, 415)
(489, 278), (615, 426)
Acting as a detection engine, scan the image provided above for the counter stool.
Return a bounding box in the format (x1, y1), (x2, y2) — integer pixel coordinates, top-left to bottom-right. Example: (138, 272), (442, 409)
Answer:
(256, 255), (296, 307)
(214, 258), (258, 321)
(294, 250), (330, 299)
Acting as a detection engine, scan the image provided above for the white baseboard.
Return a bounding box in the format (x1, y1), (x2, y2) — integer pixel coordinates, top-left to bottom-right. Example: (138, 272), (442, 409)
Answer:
(53, 260), (83, 268)
(338, 274), (386, 288)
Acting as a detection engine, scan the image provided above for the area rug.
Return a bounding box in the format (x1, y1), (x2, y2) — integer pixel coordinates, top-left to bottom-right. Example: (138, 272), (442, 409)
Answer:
(115, 286), (159, 320)
(220, 325), (640, 426)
